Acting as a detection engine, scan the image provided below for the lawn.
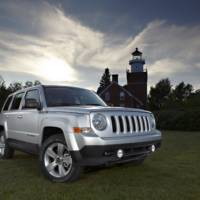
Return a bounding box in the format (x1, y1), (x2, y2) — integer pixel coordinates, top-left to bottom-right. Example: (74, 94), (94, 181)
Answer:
(0, 131), (200, 200)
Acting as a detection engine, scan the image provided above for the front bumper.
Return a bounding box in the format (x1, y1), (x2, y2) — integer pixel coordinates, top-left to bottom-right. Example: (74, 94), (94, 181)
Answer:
(70, 139), (161, 166)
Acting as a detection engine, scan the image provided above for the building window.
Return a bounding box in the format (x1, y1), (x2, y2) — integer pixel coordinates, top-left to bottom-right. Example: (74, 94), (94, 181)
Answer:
(120, 91), (125, 101)
(105, 92), (110, 101)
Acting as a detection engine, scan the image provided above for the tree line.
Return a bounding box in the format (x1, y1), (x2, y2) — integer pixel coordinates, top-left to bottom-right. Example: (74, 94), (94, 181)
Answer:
(0, 76), (41, 109)
(148, 78), (200, 110)
(1, 72), (199, 112)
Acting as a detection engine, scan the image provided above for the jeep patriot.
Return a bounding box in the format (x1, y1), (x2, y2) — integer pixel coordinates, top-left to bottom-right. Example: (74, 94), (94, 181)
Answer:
(0, 85), (161, 182)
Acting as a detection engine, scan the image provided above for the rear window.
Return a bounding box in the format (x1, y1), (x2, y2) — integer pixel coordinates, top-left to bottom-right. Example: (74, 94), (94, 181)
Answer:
(10, 93), (24, 110)
(3, 96), (12, 111)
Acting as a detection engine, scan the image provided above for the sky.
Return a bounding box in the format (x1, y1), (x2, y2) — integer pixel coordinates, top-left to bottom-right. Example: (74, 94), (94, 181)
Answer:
(0, 0), (200, 91)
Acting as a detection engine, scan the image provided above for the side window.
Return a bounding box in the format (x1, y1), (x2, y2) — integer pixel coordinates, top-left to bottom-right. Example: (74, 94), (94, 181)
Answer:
(10, 93), (24, 110)
(3, 96), (12, 111)
(23, 90), (40, 109)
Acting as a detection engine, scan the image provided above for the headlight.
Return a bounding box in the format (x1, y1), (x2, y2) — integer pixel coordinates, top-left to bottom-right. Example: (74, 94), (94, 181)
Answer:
(150, 114), (156, 129)
(92, 114), (107, 131)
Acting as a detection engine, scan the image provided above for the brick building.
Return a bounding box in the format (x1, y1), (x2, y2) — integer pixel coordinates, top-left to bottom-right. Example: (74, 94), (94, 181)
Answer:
(98, 48), (147, 108)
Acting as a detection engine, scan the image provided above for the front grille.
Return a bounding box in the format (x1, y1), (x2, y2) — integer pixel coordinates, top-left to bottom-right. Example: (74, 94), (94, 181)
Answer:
(110, 114), (151, 134)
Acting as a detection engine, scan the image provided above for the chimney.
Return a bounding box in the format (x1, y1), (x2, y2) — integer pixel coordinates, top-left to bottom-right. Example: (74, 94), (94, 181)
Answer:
(112, 74), (118, 84)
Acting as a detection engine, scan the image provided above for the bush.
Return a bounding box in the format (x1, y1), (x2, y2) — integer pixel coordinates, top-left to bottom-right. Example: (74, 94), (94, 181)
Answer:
(153, 109), (200, 131)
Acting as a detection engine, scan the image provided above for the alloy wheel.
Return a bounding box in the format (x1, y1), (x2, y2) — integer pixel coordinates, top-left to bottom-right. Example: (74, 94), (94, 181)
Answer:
(44, 142), (72, 178)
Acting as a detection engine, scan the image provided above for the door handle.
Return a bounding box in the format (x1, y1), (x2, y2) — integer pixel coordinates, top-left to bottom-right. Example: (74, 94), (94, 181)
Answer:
(17, 115), (23, 119)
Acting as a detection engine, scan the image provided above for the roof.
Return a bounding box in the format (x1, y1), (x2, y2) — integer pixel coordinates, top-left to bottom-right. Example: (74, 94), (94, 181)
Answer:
(99, 82), (143, 106)
(8, 84), (90, 96)
(132, 47), (142, 56)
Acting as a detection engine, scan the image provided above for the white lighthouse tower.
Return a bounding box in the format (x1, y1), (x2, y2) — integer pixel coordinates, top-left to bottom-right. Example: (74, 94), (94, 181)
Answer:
(129, 47), (145, 72)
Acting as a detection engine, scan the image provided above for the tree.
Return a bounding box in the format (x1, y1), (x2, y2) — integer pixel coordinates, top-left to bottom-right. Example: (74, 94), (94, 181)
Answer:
(8, 80), (41, 91)
(173, 82), (193, 102)
(97, 68), (111, 94)
(34, 80), (41, 86)
(24, 81), (33, 88)
(8, 82), (23, 93)
(0, 78), (11, 109)
(0, 76), (42, 109)
(148, 78), (171, 110)
(24, 80), (41, 88)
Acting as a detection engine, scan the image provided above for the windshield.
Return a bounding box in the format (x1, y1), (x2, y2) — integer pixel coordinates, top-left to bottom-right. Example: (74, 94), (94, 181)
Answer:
(44, 86), (107, 107)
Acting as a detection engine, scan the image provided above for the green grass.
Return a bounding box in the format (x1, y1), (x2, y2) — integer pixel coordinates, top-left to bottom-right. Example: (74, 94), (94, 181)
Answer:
(0, 131), (200, 200)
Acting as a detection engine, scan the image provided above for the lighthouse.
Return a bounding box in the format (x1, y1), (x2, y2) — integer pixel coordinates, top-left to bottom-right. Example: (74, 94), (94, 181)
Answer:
(125, 48), (148, 108)
(98, 47), (148, 108)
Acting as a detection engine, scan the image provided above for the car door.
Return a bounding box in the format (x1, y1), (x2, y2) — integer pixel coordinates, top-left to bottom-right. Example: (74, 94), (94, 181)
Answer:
(17, 89), (41, 144)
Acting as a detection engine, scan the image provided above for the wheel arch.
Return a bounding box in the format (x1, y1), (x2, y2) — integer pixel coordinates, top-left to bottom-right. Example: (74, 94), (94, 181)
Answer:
(42, 126), (64, 144)
(39, 116), (80, 151)
(40, 120), (75, 151)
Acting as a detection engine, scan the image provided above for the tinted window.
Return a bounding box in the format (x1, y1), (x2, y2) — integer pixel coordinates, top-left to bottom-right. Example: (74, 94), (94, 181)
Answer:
(11, 93), (24, 110)
(3, 96), (12, 111)
(44, 87), (106, 107)
(23, 90), (40, 109)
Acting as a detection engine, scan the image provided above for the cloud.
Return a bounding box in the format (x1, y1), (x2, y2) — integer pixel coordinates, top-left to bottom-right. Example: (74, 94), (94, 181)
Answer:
(137, 22), (200, 89)
(0, 74), (3, 83)
(0, 1), (104, 84)
(0, 1), (200, 91)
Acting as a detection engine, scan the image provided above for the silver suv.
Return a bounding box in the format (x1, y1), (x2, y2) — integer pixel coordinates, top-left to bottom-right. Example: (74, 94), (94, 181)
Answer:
(0, 85), (161, 182)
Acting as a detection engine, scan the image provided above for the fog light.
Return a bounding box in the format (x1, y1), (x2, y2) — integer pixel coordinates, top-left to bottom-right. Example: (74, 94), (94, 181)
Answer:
(151, 145), (156, 152)
(117, 149), (124, 158)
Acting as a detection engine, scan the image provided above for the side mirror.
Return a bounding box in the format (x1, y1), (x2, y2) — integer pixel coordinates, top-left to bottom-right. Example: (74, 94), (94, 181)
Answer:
(25, 99), (42, 110)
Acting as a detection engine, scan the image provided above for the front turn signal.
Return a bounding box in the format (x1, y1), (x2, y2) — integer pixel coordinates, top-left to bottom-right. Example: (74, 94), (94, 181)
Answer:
(73, 127), (92, 134)
(73, 127), (81, 134)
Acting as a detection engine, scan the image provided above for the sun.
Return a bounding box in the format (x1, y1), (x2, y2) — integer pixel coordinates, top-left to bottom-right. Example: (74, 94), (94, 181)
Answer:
(38, 58), (76, 82)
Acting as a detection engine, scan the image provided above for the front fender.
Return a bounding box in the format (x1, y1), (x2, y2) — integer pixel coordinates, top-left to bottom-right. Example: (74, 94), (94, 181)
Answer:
(39, 116), (73, 143)
(39, 113), (90, 151)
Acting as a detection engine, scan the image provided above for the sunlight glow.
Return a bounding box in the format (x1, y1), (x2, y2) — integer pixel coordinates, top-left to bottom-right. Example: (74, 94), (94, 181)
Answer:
(38, 58), (76, 82)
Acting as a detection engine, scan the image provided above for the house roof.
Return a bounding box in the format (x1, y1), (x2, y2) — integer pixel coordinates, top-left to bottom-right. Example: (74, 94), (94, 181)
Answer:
(99, 82), (143, 106)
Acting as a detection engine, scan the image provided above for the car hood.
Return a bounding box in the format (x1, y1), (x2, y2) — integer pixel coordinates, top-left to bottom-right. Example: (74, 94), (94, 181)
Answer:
(45, 106), (151, 115)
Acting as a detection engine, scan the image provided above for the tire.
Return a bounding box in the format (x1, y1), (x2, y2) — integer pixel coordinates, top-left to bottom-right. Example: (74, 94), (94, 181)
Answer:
(39, 134), (82, 182)
(0, 131), (14, 159)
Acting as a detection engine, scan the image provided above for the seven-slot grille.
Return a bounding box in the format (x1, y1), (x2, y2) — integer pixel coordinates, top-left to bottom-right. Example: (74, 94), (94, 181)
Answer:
(110, 114), (151, 134)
